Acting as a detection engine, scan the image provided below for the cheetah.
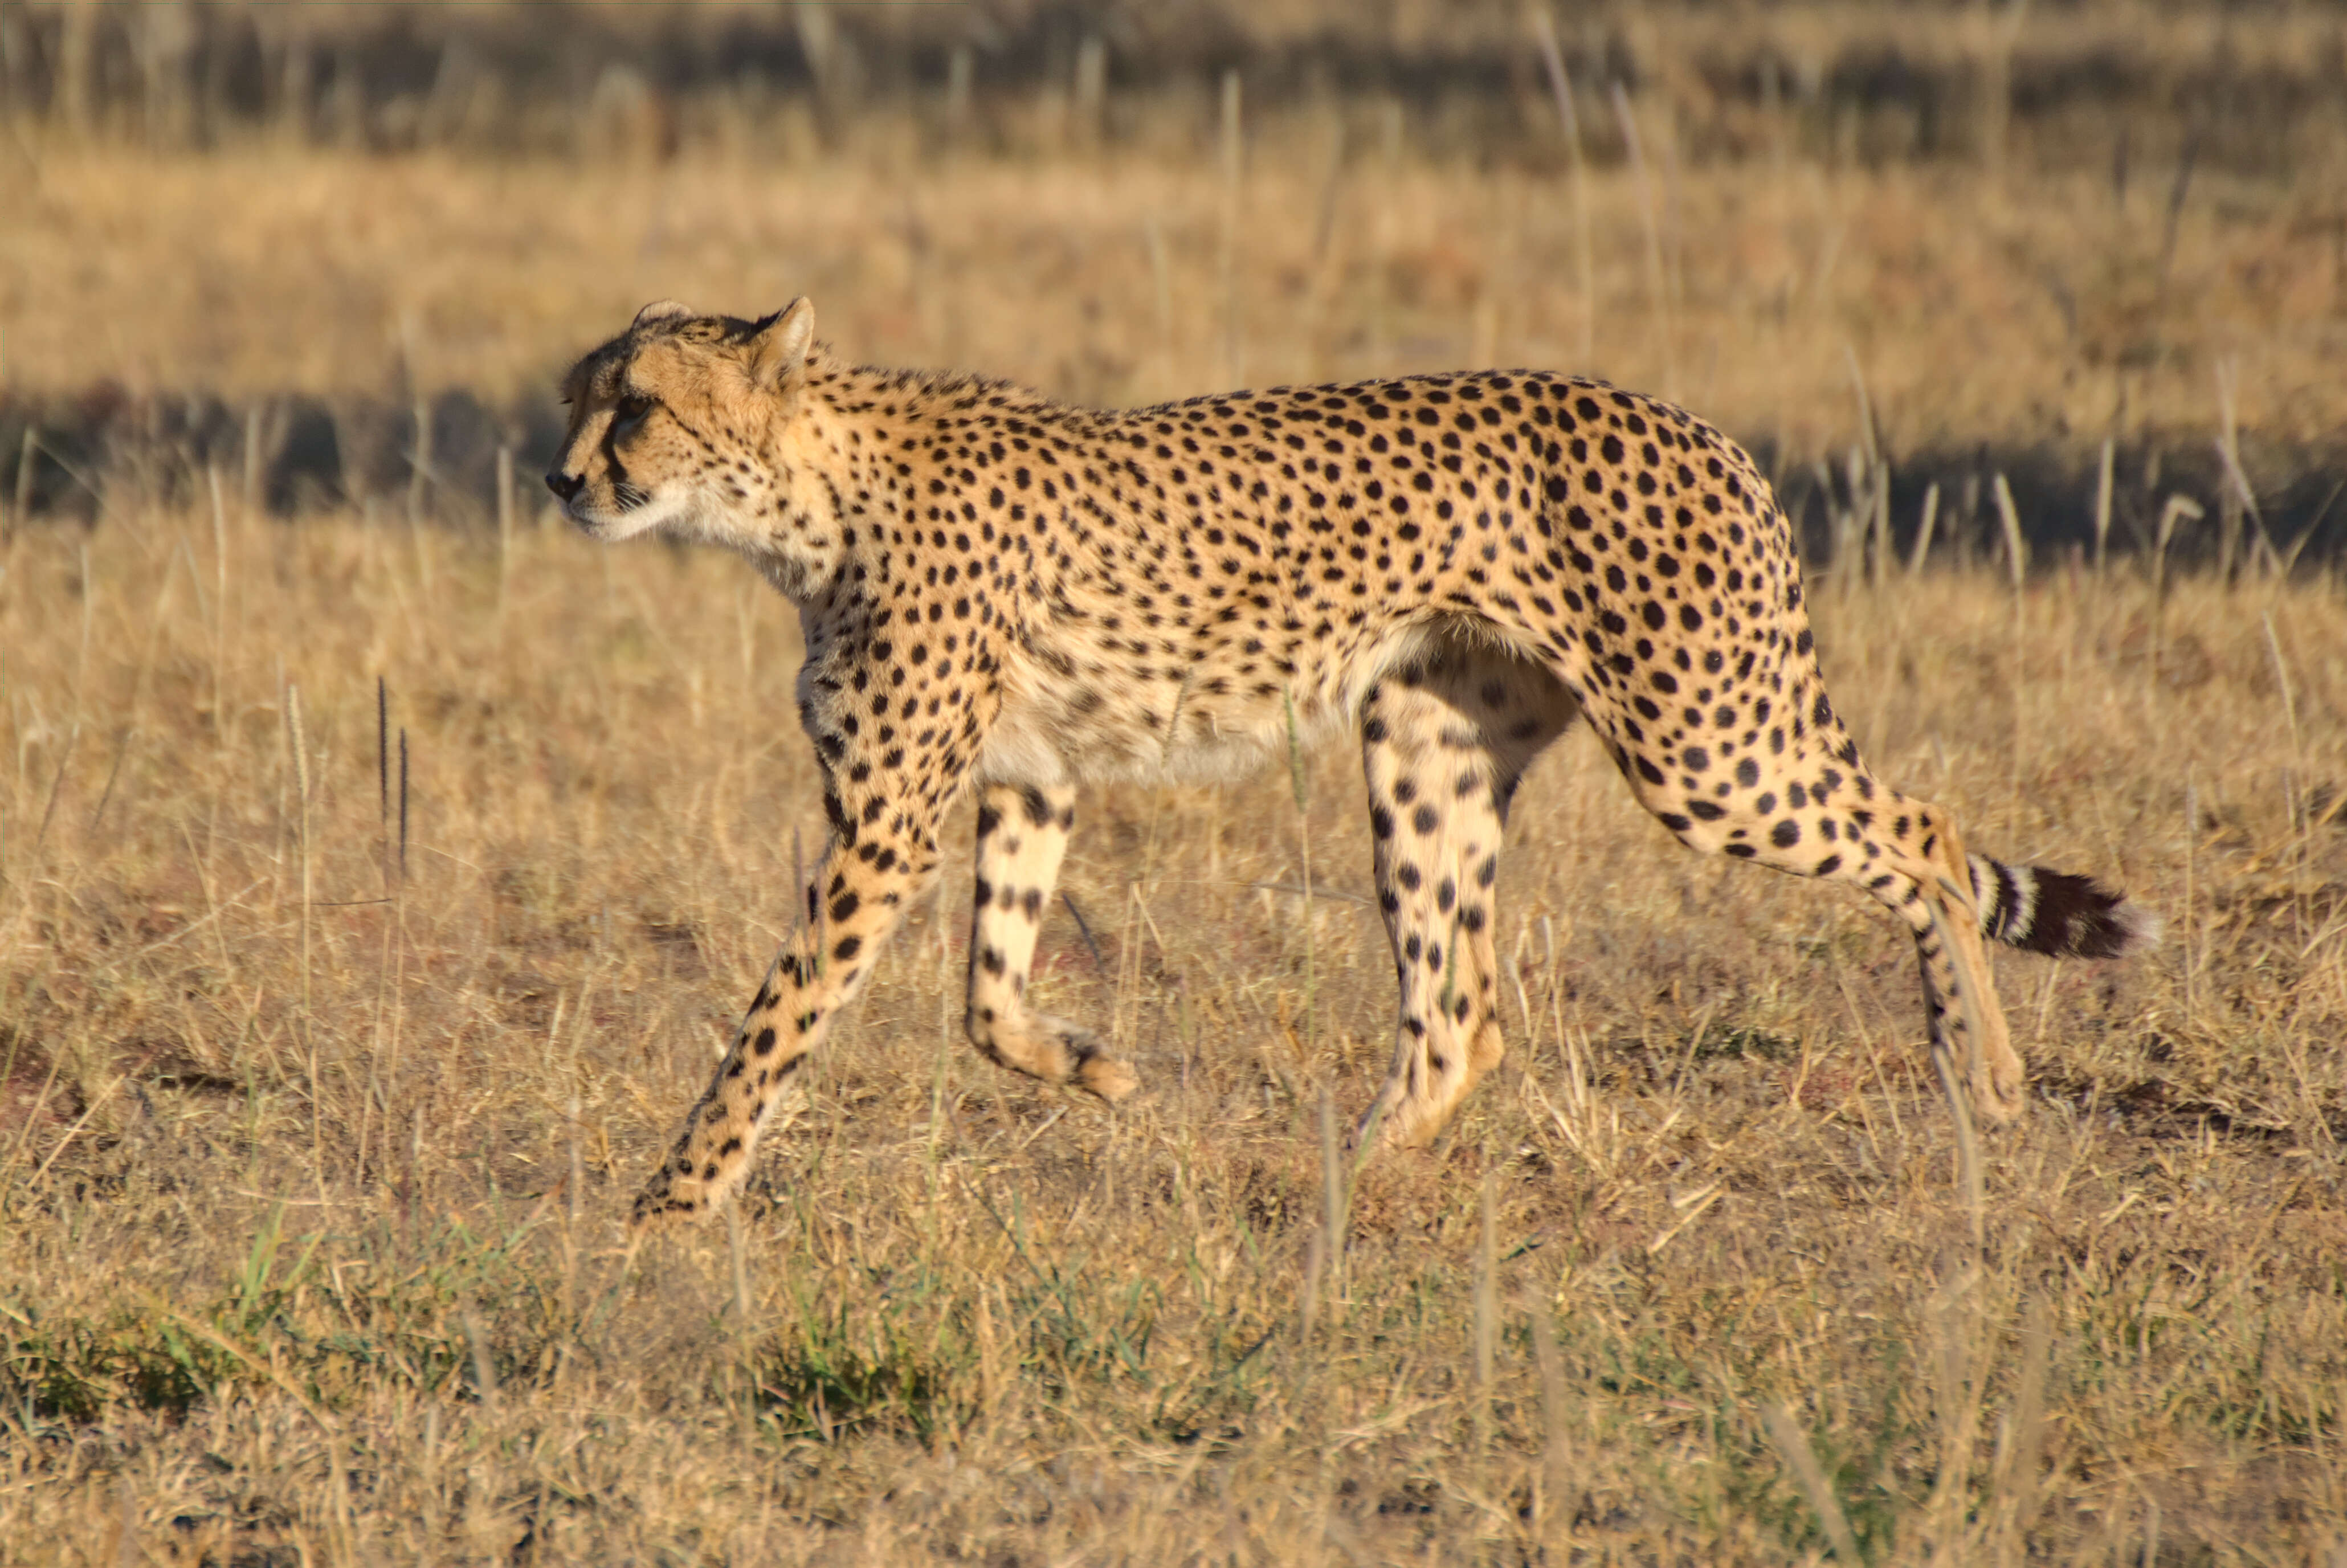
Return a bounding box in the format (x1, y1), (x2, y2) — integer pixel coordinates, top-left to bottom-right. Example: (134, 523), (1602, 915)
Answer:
(547, 298), (2156, 1226)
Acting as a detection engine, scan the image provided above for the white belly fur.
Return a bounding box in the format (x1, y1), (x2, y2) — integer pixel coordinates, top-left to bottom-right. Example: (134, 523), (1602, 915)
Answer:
(975, 618), (1480, 790)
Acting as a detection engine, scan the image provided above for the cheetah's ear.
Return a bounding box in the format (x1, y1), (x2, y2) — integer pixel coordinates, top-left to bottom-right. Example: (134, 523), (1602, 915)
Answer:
(746, 297), (815, 392)
(631, 300), (695, 331)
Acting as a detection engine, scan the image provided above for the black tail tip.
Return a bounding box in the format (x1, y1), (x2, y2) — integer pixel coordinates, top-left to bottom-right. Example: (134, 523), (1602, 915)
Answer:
(2014, 870), (2161, 959)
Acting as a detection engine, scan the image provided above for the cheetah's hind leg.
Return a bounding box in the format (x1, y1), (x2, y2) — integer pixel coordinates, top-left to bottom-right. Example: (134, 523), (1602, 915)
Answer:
(1911, 812), (2026, 1124)
(1356, 640), (1581, 1152)
(963, 783), (1137, 1101)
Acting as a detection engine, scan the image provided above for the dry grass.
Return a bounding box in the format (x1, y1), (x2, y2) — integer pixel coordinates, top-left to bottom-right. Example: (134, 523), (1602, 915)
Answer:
(4, 121), (2344, 456)
(2, 5), (2344, 1554)
(0, 485), (2341, 1562)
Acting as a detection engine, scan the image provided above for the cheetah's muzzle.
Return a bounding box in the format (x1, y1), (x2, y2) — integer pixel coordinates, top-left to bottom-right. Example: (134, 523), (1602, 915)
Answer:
(545, 296), (2158, 1229)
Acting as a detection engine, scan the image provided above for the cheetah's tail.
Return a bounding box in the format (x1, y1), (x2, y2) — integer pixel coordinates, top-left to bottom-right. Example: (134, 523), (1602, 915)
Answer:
(1968, 854), (2161, 959)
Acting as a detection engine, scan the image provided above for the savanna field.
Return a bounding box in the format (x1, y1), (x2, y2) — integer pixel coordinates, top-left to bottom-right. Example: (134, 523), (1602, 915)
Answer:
(2, 3), (2345, 1562)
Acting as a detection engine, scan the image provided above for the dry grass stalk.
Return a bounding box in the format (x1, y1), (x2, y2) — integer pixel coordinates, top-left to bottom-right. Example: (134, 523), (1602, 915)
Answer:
(9, 428), (32, 540)
(1909, 481), (1941, 577)
(2262, 612), (2305, 791)
(1987, 1295), (2053, 1562)
(1301, 1088), (1340, 1340)
(1843, 347), (1891, 590)
(1761, 1403), (1865, 1562)
(495, 443), (515, 632)
(1472, 1164), (1497, 1452)
(240, 403), (265, 518)
(2212, 358), (2274, 581)
(1991, 472), (2027, 595)
(1923, 1253), (1991, 1561)
(2150, 493), (2205, 659)
(1218, 70), (1244, 389)
(2093, 436), (2116, 575)
(285, 682), (314, 1043)
(1525, 1285), (1573, 1548)
(1609, 80), (1676, 399)
(2183, 767), (2199, 1019)
(207, 465), (228, 736)
(1531, 7), (1595, 368)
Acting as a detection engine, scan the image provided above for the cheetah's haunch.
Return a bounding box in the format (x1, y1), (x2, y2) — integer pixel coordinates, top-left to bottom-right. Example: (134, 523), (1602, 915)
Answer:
(548, 298), (2156, 1227)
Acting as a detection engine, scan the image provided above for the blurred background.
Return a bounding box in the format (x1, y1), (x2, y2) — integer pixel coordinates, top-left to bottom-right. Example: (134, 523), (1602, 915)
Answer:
(2, 0), (2343, 571)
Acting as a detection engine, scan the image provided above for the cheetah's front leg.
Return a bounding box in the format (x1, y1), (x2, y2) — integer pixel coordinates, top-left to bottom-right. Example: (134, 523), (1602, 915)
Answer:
(631, 779), (944, 1227)
(963, 782), (1136, 1100)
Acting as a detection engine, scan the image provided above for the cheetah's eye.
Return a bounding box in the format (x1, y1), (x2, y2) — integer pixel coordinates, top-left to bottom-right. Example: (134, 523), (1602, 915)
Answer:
(615, 394), (655, 427)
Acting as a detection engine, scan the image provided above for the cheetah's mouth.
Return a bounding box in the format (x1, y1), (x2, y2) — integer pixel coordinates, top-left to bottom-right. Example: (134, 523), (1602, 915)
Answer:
(569, 482), (696, 544)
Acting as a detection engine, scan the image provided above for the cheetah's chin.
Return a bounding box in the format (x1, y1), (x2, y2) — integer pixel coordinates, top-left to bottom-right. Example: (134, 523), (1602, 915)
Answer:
(572, 490), (701, 544)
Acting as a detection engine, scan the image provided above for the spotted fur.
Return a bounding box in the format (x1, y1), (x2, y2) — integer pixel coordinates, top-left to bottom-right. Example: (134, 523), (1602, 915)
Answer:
(547, 297), (2156, 1226)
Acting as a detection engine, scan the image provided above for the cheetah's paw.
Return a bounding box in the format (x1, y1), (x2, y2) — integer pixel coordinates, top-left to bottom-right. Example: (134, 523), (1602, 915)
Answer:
(1051, 1017), (1139, 1101)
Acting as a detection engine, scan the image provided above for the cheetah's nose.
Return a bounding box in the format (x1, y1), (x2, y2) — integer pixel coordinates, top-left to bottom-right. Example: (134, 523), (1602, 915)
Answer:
(545, 470), (585, 503)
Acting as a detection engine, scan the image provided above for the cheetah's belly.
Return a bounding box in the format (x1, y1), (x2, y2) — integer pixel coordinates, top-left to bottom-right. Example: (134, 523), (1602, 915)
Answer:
(977, 619), (1450, 789)
(978, 680), (1315, 788)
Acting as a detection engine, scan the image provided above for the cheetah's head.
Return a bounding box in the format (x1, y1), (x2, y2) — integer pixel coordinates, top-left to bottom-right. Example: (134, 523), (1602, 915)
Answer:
(548, 299), (839, 590)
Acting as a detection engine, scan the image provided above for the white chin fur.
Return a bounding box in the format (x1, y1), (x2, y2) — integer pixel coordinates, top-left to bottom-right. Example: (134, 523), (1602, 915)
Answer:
(579, 490), (695, 543)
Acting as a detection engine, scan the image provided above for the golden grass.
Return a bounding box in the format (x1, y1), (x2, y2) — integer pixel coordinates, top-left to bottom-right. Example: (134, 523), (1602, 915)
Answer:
(2, 11), (2344, 1549)
(0, 485), (2340, 1561)
(5, 125), (2343, 456)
